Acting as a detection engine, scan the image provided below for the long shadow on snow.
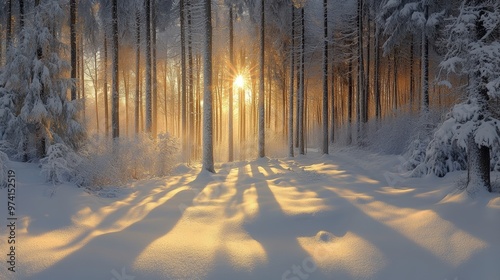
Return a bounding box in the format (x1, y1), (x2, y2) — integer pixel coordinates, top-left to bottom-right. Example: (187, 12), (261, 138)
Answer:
(28, 176), (198, 280)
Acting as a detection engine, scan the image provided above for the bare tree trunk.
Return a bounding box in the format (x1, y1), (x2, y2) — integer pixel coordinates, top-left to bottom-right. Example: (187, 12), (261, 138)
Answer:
(111, 0), (119, 139)
(70, 0), (77, 100)
(374, 23), (381, 120)
(152, 0), (158, 137)
(322, 0), (329, 154)
(258, 0), (265, 158)
(298, 7), (305, 155)
(180, 0), (187, 159)
(135, 8), (141, 134)
(187, 0), (194, 159)
(145, 0), (152, 133)
(202, 0), (214, 172)
(228, 5), (234, 162)
(103, 35), (109, 137)
(288, 4), (295, 157)
(421, 2), (429, 113)
(6, 0), (12, 56)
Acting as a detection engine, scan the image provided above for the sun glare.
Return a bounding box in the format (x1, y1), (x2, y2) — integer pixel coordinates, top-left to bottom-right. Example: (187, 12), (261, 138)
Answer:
(234, 75), (245, 89)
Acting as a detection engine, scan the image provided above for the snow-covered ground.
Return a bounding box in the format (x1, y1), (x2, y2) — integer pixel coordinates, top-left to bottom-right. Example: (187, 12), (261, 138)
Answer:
(1, 149), (499, 280)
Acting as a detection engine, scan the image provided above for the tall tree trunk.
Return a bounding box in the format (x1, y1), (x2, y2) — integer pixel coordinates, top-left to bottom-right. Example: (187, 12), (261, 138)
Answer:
(374, 23), (381, 120)
(357, 0), (365, 144)
(409, 35), (414, 111)
(6, 0), (12, 50)
(145, 0), (152, 133)
(152, 0), (158, 137)
(228, 5), (234, 162)
(94, 53), (99, 133)
(421, 2), (429, 113)
(103, 35), (109, 137)
(298, 7), (305, 155)
(19, 0), (24, 30)
(202, 0), (214, 172)
(348, 57), (353, 145)
(322, 0), (329, 154)
(180, 0), (187, 159)
(258, 0), (265, 158)
(187, 0), (194, 159)
(135, 8), (141, 134)
(111, 0), (119, 139)
(288, 4), (295, 157)
(70, 0), (77, 100)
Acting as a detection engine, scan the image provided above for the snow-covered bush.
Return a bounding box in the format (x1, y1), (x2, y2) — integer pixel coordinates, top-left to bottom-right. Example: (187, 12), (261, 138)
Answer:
(40, 143), (83, 184)
(0, 151), (9, 188)
(77, 133), (179, 189)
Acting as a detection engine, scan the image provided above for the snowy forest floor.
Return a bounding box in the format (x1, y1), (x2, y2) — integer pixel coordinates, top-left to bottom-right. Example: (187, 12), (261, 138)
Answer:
(1, 149), (500, 280)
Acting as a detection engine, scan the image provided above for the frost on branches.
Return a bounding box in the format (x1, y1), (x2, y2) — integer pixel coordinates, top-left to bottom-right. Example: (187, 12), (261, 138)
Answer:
(0, 0), (84, 161)
(411, 0), (500, 192)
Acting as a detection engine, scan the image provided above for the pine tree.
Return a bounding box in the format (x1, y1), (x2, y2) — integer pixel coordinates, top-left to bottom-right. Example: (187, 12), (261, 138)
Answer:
(0, 0), (84, 160)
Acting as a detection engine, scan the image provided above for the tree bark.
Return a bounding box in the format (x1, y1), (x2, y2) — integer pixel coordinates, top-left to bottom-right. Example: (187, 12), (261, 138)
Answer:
(322, 0), (329, 154)
(202, 0), (214, 172)
(111, 0), (119, 139)
(258, 0), (266, 158)
(288, 4), (295, 157)
(228, 5), (234, 162)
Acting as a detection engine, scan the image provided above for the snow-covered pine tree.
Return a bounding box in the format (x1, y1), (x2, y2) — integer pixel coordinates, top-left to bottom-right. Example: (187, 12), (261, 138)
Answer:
(435, 0), (500, 192)
(0, 0), (84, 160)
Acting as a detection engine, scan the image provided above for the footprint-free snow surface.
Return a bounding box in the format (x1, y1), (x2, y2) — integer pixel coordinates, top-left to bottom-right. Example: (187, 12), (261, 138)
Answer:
(1, 149), (500, 280)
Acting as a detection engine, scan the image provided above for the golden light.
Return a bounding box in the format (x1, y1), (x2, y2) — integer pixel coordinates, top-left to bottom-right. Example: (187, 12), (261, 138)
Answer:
(234, 75), (245, 89)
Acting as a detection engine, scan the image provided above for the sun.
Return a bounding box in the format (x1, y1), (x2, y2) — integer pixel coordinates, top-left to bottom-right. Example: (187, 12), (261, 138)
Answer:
(234, 75), (245, 89)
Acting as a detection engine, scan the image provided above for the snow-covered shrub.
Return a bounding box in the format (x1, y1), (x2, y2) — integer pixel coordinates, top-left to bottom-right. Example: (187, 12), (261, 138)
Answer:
(77, 133), (179, 189)
(0, 151), (9, 188)
(40, 143), (83, 184)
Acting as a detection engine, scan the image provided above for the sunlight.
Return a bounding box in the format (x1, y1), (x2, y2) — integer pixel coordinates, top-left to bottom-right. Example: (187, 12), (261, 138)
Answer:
(234, 74), (245, 89)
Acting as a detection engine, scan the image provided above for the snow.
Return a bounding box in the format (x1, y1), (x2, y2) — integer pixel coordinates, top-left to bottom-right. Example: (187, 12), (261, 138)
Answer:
(1, 149), (499, 280)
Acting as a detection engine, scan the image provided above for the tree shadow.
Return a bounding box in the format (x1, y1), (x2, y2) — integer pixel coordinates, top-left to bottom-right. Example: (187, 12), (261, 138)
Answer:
(27, 176), (198, 280)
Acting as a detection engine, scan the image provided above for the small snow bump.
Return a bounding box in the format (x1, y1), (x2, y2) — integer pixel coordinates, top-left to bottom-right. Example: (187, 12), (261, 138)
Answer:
(316, 230), (336, 243)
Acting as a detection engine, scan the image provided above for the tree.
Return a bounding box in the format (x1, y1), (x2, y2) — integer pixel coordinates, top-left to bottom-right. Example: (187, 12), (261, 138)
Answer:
(111, 0), (119, 139)
(228, 4), (234, 162)
(437, 0), (500, 192)
(288, 3), (295, 157)
(70, 0), (77, 101)
(145, 0), (152, 133)
(202, 0), (215, 172)
(0, 0), (83, 160)
(258, 0), (266, 158)
(322, 0), (329, 154)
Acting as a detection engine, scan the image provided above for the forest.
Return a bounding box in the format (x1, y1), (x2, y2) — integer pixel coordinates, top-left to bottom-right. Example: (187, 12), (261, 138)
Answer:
(0, 0), (499, 279)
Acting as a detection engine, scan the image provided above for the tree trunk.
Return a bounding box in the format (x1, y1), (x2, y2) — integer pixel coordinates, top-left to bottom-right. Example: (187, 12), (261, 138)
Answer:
(103, 35), (109, 137)
(187, 0), (194, 159)
(322, 0), (329, 155)
(6, 0), (12, 50)
(152, 0), (158, 137)
(202, 0), (214, 172)
(288, 4), (295, 157)
(145, 0), (152, 133)
(298, 7), (305, 155)
(421, 2), (429, 113)
(228, 5), (234, 162)
(180, 0), (187, 159)
(467, 6), (492, 193)
(258, 0), (265, 158)
(374, 24), (381, 120)
(111, 0), (119, 139)
(70, 0), (77, 100)
(135, 8), (141, 134)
